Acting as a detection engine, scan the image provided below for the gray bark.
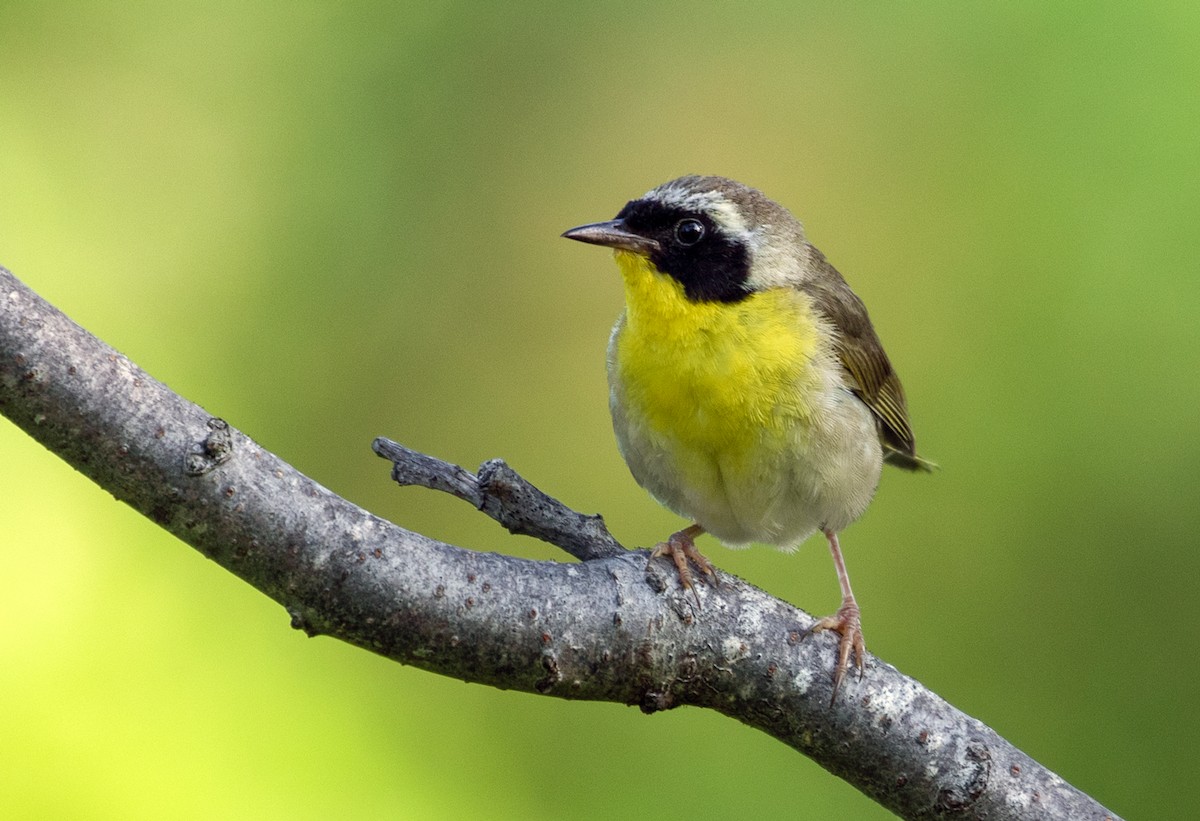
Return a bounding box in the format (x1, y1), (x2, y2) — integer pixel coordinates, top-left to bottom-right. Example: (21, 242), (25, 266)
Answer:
(0, 266), (1121, 820)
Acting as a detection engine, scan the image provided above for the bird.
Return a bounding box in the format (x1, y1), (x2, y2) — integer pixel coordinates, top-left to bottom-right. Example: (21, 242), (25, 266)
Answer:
(561, 175), (932, 700)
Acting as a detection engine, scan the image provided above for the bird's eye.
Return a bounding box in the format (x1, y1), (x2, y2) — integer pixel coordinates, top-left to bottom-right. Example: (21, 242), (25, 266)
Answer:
(674, 218), (705, 246)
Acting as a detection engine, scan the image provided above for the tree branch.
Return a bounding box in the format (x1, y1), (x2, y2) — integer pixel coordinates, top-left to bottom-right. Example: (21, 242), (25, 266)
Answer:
(372, 438), (625, 562)
(0, 266), (1120, 821)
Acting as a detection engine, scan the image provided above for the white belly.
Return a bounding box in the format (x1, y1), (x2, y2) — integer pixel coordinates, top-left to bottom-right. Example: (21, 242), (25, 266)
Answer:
(610, 355), (884, 550)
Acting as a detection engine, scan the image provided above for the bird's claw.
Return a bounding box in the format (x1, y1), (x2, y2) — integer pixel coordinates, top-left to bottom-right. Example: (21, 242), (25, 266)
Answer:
(649, 525), (716, 606)
(802, 597), (865, 704)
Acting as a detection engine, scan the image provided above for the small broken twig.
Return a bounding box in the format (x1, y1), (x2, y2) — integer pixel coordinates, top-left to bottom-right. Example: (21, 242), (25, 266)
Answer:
(372, 437), (626, 562)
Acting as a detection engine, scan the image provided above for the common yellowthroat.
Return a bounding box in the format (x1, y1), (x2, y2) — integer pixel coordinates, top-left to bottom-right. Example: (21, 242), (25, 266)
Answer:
(562, 175), (932, 699)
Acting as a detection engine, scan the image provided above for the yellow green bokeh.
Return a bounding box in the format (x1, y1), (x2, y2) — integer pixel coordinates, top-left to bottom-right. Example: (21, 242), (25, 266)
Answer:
(3, 3), (1197, 818)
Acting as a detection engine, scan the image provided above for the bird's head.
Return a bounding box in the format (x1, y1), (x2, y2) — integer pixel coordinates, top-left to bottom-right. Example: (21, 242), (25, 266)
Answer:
(562, 175), (811, 303)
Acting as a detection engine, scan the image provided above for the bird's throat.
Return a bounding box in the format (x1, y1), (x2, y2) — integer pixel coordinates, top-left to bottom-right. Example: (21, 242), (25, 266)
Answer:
(612, 250), (825, 452)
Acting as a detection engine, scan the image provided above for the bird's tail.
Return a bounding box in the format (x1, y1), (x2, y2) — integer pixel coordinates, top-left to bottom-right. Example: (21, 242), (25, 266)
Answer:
(884, 449), (938, 473)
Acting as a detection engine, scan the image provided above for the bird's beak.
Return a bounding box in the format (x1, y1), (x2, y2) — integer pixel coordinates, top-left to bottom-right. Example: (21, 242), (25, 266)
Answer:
(561, 219), (660, 254)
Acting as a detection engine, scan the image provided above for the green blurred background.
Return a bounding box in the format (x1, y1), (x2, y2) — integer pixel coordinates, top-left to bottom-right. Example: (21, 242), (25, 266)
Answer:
(2, 3), (1196, 818)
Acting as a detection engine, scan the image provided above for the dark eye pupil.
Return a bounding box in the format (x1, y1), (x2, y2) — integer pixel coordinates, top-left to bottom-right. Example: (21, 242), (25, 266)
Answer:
(674, 218), (705, 246)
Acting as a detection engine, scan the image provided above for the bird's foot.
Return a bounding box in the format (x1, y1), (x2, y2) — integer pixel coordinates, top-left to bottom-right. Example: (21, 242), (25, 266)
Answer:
(648, 524), (716, 605)
(803, 596), (865, 703)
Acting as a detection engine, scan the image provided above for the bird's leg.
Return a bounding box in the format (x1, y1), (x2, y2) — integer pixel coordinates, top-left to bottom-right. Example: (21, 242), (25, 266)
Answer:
(649, 524), (716, 604)
(803, 529), (866, 703)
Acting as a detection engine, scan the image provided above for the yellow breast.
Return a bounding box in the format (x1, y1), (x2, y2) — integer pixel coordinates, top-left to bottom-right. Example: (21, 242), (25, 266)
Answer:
(610, 250), (826, 465)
